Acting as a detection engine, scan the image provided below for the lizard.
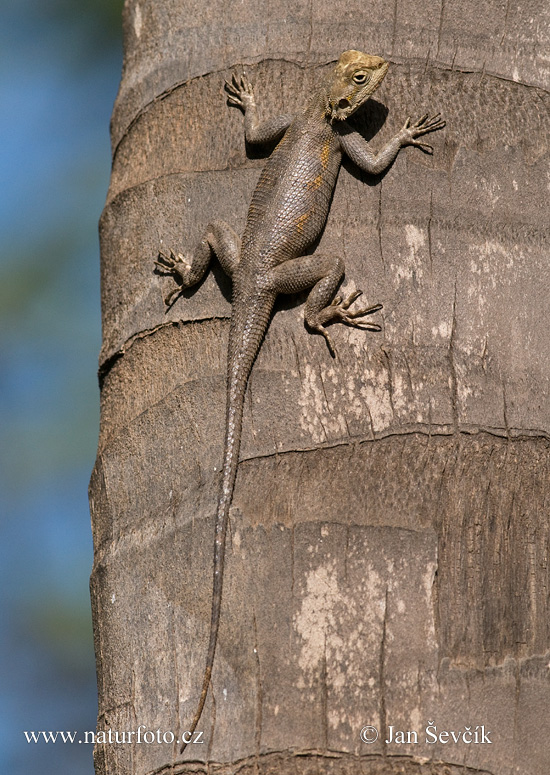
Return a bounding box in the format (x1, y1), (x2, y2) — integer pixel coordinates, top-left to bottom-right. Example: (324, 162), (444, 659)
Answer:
(154, 50), (445, 753)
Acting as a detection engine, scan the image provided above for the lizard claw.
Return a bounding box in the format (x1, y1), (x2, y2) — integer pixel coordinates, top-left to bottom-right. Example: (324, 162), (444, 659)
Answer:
(154, 249), (190, 307)
(164, 284), (184, 307)
(341, 306), (383, 330)
(310, 292), (382, 354)
(314, 324), (337, 357)
(414, 113), (446, 134)
(340, 289), (363, 309)
(155, 249), (191, 276)
(225, 71), (254, 110)
(329, 291), (383, 330)
(155, 249), (188, 272)
(410, 140), (434, 154)
(402, 112), (446, 149)
(414, 113), (430, 127)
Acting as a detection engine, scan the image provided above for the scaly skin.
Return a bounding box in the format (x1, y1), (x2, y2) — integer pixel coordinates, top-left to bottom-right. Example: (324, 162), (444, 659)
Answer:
(154, 50), (445, 753)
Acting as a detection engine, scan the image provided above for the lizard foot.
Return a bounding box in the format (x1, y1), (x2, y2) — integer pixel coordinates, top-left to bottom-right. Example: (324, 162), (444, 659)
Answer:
(402, 113), (446, 154)
(154, 249), (191, 306)
(309, 292), (383, 356)
(224, 72), (254, 111)
(324, 290), (383, 330)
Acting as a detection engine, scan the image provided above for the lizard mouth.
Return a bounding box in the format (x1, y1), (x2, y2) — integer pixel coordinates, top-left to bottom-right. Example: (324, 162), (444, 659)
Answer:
(330, 98), (353, 122)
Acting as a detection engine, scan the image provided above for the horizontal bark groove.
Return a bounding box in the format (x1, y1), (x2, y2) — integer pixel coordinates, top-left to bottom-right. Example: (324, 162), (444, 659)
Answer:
(91, 425), (550, 669)
(107, 60), (549, 204)
(112, 0), (550, 150)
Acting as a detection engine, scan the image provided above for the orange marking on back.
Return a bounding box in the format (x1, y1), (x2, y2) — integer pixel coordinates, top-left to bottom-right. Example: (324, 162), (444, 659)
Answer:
(305, 137), (332, 191)
(320, 137), (331, 169)
(295, 212), (311, 234)
(307, 173), (324, 192)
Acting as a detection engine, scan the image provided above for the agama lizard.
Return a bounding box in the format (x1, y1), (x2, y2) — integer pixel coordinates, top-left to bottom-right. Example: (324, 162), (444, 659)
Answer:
(154, 50), (445, 753)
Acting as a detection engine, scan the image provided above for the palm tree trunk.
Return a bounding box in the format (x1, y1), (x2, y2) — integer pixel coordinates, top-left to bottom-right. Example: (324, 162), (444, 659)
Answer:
(90, 1), (550, 773)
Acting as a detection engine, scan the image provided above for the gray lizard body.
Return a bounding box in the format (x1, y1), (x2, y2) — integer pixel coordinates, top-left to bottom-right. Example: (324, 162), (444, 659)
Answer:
(155, 50), (444, 752)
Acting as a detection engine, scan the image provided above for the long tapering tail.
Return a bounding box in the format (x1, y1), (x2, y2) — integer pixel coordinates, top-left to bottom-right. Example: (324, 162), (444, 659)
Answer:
(181, 294), (274, 753)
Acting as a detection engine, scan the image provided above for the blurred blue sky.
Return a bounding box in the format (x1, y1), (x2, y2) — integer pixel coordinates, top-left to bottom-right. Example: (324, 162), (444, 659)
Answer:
(1, 2), (124, 772)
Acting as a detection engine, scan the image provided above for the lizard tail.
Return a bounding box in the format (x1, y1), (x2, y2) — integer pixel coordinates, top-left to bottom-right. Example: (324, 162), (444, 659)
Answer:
(181, 295), (274, 754)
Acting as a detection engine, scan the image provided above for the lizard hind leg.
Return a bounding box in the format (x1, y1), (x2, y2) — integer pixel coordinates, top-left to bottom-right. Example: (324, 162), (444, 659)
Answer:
(154, 220), (241, 307)
(268, 252), (382, 355)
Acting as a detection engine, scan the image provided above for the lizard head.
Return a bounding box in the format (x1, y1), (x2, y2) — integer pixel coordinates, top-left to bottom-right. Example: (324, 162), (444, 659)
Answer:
(326, 50), (389, 122)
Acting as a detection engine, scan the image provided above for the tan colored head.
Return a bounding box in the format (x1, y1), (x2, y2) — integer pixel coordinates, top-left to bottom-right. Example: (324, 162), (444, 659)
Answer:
(326, 50), (389, 121)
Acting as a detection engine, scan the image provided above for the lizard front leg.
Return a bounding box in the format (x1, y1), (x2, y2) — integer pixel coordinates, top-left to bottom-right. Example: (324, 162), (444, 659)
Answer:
(338, 113), (445, 175)
(155, 220), (240, 307)
(267, 253), (382, 355)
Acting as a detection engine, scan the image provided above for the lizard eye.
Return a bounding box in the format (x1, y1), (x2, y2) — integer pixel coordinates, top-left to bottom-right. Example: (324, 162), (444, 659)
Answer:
(353, 72), (369, 85)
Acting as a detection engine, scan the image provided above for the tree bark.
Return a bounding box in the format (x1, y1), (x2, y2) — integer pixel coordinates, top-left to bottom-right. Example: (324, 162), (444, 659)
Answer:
(90, 1), (550, 774)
